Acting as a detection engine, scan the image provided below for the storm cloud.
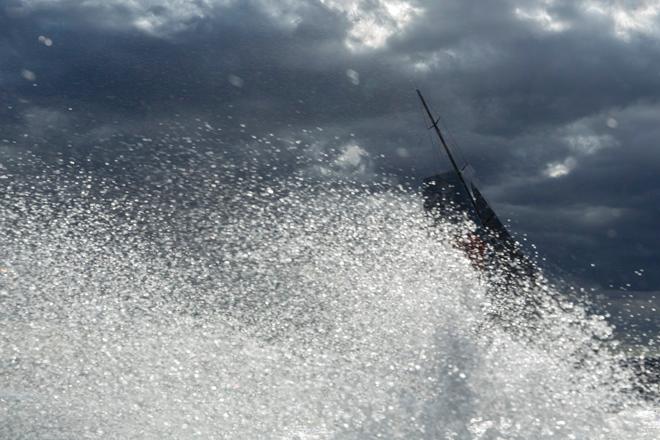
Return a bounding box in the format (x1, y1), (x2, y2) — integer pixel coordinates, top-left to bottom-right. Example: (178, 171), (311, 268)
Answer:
(2, 0), (660, 293)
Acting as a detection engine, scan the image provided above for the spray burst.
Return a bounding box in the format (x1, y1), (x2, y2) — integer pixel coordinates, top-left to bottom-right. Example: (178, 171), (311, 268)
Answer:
(0, 148), (657, 439)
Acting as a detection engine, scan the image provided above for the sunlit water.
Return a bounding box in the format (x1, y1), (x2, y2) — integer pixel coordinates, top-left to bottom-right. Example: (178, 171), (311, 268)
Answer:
(1, 152), (658, 439)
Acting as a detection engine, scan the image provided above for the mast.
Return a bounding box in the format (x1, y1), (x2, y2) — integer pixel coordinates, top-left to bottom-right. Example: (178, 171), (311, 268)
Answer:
(416, 89), (481, 219)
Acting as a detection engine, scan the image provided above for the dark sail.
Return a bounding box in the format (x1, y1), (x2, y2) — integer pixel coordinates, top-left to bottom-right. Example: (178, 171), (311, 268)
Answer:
(417, 89), (538, 282)
(423, 171), (513, 246)
(422, 172), (476, 223)
(471, 183), (512, 243)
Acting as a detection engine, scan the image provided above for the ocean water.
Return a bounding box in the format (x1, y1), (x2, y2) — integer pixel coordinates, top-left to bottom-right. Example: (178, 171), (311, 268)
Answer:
(1, 154), (658, 439)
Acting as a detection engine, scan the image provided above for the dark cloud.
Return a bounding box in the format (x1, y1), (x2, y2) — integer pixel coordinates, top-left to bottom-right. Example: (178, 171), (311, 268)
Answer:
(1, 0), (659, 297)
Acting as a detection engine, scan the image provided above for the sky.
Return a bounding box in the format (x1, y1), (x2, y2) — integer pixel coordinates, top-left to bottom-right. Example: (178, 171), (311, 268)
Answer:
(1, 0), (659, 303)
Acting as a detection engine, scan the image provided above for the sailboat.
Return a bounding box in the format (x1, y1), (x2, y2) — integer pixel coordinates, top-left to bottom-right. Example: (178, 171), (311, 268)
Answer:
(416, 95), (660, 391)
(417, 89), (544, 319)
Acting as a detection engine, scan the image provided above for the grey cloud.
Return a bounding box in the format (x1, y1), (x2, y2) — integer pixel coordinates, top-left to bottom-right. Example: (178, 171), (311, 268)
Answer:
(1, 0), (660, 292)
(395, 1), (660, 129)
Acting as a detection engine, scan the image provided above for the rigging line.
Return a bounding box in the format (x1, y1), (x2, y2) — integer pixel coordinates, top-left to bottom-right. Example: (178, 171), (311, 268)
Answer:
(436, 113), (490, 196)
(434, 109), (469, 171)
(415, 90), (445, 169)
(416, 89), (481, 219)
(426, 121), (441, 169)
(413, 87), (470, 175)
(410, 78), (444, 168)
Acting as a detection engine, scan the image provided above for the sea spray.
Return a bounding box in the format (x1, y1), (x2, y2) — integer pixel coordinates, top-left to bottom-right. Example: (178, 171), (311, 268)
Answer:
(0, 153), (658, 439)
